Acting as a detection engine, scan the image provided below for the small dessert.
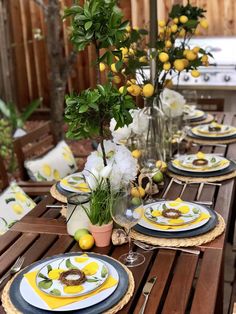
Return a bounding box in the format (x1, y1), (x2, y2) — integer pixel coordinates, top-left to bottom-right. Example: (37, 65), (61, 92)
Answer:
(59, 269), (86, 286)
(192, 158), (208, 166)
(162, 208), (181, 219)
(208, 122), (222, 132)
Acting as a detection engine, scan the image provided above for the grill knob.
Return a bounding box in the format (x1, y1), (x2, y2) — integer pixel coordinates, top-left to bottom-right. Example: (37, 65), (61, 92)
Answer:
(224, 75), (231, 82)
(204, 74), (210, 82)
(183, 75), (189, 82)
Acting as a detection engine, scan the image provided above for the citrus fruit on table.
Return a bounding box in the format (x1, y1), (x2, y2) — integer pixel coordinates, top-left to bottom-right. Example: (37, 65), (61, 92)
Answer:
(131, 186), (146, 198)
(152, 171), (164, 183)
(132, 149), (142, 158)
(79, 234), (95, 250)
(131, 197), (142, 206)
(74, 228), (90, 242)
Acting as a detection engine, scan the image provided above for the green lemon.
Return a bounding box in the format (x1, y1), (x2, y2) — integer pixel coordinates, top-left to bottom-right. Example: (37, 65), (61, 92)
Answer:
(152, 171), (164, 183)
(74, 228), (90, 242)
(131, 197), (142, 206)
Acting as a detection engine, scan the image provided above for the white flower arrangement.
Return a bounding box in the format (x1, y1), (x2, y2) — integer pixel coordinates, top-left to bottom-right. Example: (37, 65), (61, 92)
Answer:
(160, 88), (186, 118)
(83, 140), (138, 191)
(110, 109), (149, 144)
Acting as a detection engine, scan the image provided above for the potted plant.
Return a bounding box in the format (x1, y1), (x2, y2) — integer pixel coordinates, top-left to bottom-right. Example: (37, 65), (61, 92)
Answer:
(64, 0), (139, 246)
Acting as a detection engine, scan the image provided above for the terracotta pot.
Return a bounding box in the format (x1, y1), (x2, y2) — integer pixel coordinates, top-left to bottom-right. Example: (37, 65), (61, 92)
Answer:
(89, 221), (113, 247)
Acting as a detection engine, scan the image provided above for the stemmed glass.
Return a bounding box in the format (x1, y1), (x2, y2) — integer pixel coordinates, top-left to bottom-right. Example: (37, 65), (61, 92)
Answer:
(172, 116), (191, 158)
(111, 191), (145, 267)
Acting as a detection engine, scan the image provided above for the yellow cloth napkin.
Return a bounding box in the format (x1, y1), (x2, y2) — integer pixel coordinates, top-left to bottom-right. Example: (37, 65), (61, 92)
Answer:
(24, 271), (118, 309)
(143, 212), (211, 230)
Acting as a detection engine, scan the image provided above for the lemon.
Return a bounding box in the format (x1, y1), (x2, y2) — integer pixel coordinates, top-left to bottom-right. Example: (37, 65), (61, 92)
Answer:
(82, 261), (99, 276)
(201, 55), (208, 62)
(193, 46), (200, 54)
(48, 269), (64, 280)
(178, 206), (190, 214)
(15, 192), (27, 202)
(191, 70), (200, 78)
(159, 52), (169, 63)
(173, 17), (179, 24)
(129, 48), (135, 55)
(75, 254), (89, 263)
(127, 79), (136, 85)
(158, 20), (166, 27)
(99, 62), (106, 72)
(53, 169), (61, 181)
(131, 149), (142, 158)
(174, 59), (185, 72)
(113, 75), (121, 84)
(12, 204), (23, 215)
(163, 62), (171, 71)
(151, 210), (161, 217)
(120, 47), (128, 55)
(156, 160), (167, 172)
(64, 285), (84, 294)
(131, 186), (145, 198)
(42, 164), (52, 177)
(139, 56), (148, 63)
(186, 51), (197, 61)
(182, 59), (189, 68)
(165, 40), (172, 48)
(152, 171), (164, 183)
(127, 84), (141, 97)
(179, 29), (186, 37)
(180, 15), (188, 23)
(74, 229), (90, 242)
(79, 234), (94, 250)
(111, 63), (118, 73)
(171, 24), (178, 33)
(119, 86), (125, 94)
(142, 83), (154, 97)
(131, 197), (142, 206)
(200, 19), (208, 29)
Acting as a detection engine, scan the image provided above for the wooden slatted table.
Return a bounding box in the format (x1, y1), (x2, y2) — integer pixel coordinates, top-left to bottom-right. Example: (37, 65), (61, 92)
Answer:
(0, 112), (236, 314)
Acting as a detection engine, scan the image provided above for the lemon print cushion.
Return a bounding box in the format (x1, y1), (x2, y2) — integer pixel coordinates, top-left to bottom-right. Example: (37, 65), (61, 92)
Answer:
(0, 182), (36, 235)
(24, 141), (78, 181)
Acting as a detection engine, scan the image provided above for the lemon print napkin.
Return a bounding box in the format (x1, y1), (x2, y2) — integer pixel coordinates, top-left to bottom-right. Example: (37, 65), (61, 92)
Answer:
(24, 271), (118, 309)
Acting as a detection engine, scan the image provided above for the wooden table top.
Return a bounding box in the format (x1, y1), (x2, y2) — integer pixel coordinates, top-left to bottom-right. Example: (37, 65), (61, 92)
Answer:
(0, 112), (236, 314)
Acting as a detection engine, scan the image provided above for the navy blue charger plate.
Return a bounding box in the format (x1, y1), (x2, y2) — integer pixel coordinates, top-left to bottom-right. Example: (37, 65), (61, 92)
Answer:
(9, 252), (129, 314)
(134, 204), (217, 238)
(188, 129), (236, 141)
(168, 160), (236, 178)
(56, 181), (75, 197)
(186, 113), (207, 123)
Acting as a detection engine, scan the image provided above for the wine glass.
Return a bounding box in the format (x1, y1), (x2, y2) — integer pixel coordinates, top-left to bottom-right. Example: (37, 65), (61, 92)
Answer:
(172, 116), (190, 158)
(111, 191), (145, 267)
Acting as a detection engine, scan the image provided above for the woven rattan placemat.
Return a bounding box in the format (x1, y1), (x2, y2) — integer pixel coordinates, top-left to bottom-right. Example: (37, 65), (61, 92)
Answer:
(190, 113), (214, 126)
(50, 184), (67, 203)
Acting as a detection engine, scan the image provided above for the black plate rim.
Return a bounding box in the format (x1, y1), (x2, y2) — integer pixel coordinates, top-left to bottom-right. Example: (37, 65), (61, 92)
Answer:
(185, 112), (207, 122)
(9, 252), (129, 314)
(134, 202), (217, 238)
(188, 129), (236, 141)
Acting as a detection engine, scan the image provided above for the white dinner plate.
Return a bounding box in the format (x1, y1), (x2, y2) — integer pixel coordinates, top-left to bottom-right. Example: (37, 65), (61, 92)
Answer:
(184, 109), (205, 120)
(191, 124), (236, 138)
(59, 173), (90, 193)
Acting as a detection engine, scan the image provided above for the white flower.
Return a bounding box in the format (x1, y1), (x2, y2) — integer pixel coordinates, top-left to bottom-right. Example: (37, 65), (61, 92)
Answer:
(109, 119), (131, 144)
(160, 88), (186, 117)
(84, 168), (100, 190)
(83, 140), (138, 191)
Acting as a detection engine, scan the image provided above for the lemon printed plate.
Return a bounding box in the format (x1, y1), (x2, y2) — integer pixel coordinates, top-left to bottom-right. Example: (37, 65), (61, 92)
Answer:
(172, 154), (230, 173)
(140, 201), (211, 232)
(59, 173), (90, 193)
(192, 124), (236, 138)
(36, 256), (109, 298)
(184, 109), (205, 120)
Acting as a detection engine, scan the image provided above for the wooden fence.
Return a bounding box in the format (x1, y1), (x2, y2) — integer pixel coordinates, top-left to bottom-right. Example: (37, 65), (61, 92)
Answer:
(0, 0), (236, 111)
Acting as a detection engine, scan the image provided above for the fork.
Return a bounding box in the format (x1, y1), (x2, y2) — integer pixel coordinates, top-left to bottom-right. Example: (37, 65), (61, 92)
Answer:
(0, 256), (25, 285)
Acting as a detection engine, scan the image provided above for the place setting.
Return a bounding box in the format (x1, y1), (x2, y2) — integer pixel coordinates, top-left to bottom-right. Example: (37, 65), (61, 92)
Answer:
(2, 252), (134, 314)
(184, 106), (214, 126)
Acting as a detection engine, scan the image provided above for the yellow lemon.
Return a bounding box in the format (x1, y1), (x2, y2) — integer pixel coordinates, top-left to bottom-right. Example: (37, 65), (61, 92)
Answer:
(113, 75), (121, 84)
(79, 234), (94, 250)
(131, 149), (142, 158)
(178, 206), (190, 214)
(159, 52), (169, 63)
(64, 285), (84, 294)
(48, 269), (64, 280)
(120, 47), (128, 55)
(163, 62), (171, 71)
(193, 46), (200, 54)
(196, 151), (205, 159)
(111, 63), (118, 73)
(142, 83), (154, 97)
(179, 28), (186, 37)
(200, 19), (208, 29)
(168, 218), (185, 225)
(131, 186), (145, 198)
(127, 84), (141, 97)
(186, 51), (197, 61)
(127, 79), (136, 85)
(182, 58), (189, 68)
(119, 86), (125, 94)
(180, 15), (188, 23)
(75, 254), (89, 263)
(42, 164), (52, 177)
(12, 204), (23, 215)
(191, 70), (200, 78)
(139, 56), (148, 63)
(53, 169), (61, 181)
(173, 17), (179, 24)
(165, 40), (172, 48)
(151, 210), (161, 217)
(15, 192), (27, 202)
(82, 261), (99, 276)
(99, 62), (106, 72)
(156, 160), (167, 172)
(171, 24), (178, 33)
(77, 182), (90, 193)
(201, 55), (208, 62)
(158, 20), (166, 27)
(129, 48), (135, 55)
(174, 59), (185, 72)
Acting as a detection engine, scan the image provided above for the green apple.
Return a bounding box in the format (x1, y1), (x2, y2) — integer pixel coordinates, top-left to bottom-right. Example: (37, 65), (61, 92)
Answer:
(74, 228), (90, 242)
(152, 171), (164, 183)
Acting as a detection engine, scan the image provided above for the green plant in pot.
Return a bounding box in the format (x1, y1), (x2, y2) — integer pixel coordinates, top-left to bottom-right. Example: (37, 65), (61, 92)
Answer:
(64, 0), (139, 247)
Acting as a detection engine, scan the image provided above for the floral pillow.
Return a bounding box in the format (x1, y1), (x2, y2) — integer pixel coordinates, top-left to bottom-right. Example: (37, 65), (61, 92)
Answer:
(24, 141), (78, 181)
(0, 182), (36, 235)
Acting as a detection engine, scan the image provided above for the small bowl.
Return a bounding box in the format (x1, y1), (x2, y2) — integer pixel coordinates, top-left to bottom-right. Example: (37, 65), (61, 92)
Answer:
(162, 208), (181, 219)
(192, 158), (208, 166)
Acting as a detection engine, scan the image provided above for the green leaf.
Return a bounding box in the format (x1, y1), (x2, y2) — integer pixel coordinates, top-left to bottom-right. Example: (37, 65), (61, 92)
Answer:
(85, 21), (92, 31)
(193, 208), (200, 214)
(0, 99), (10, 117)
(115, 60), (123, 72)
(211, 157), (216, 163)
(86, 278), (100, 282)
(101, 265), (108, 278)
(47, 265), (52, 274)
(79, 105), (89, 113)
(118, 20), (129, 31)
(65, 258), (78, 270)
(38, 280), (53, 290)
(5, 198), (15, 204)
(38, 273), (49, 280)
(20, 98), (42, 123)
(184, 19), (198, 29)
(50, 289), (61, 296)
